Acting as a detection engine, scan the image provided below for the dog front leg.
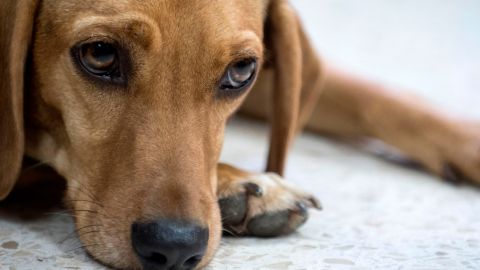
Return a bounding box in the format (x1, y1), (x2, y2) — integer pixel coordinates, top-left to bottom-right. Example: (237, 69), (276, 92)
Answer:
(216, 163), (320, 237)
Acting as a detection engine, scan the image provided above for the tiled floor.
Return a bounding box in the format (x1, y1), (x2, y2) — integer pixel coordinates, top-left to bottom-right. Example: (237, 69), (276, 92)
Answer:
(1, 1), (479, 269)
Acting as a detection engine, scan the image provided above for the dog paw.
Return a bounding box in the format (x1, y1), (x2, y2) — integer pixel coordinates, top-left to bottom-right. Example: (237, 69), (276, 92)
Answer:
(441, 139), (480, 186)
(434, 124), (480, 186)
(218, 172), (321, 237)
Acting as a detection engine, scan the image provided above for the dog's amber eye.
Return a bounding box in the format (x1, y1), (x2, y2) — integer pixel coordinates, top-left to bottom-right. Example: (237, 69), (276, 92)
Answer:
(79, 42), (118, 75)
(220, 59), (257, 93)
(81, 42), (116, 73)
(73, 41), (125, 85)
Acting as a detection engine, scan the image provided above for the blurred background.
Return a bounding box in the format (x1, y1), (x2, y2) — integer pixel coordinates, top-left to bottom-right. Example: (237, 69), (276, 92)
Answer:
(292, 0), (480, 118)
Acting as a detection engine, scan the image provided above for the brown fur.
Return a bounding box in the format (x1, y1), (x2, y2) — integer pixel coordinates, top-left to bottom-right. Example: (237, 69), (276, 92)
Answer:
(1, 0), (479, 269)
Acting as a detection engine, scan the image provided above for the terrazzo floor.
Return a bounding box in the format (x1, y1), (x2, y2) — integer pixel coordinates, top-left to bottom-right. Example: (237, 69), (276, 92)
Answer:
(1, 0), (480, 269)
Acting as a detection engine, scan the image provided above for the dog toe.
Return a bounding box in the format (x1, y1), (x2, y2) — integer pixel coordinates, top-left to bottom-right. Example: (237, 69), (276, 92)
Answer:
(247, 210), (292, 237)
(218, 173), (320, 237)
(246, 202), (310, 237)
(219, 194), (247, 225)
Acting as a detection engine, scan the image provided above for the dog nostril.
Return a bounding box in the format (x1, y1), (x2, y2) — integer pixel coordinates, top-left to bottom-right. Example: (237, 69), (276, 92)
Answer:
(147, 252), (168, 266)
(183, 255), (202, 268)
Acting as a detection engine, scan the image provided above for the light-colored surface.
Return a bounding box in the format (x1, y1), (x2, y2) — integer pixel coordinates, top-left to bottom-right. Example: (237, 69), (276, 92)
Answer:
(1, 1), (479, 269)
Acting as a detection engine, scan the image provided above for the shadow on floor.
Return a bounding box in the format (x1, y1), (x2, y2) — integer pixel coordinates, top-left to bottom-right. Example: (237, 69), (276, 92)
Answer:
(0, 159), (66, 221)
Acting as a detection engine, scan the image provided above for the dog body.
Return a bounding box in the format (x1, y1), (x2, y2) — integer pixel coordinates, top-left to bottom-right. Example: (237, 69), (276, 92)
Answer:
(1, 0), (479, 269)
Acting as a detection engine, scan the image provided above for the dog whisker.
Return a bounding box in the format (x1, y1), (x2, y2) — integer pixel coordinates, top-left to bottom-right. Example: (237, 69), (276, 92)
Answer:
(44, 210), (98, 222)
(44, 211), (74, 218)
(71, 210), (117, 223)
(65, 187), (100, 207)
(64, 199), (104, 208)
(76, 230), (101, 239)
(21, 160), (50, 172)
(59, 224), (103, 244)
(73, 209), (101, 215)
(220, 213), (238, 221)
(67, 179), (101, 202)
(65, 243), (102, 254)
(221, 228), (239, 237)
(60, 227), (129, 247)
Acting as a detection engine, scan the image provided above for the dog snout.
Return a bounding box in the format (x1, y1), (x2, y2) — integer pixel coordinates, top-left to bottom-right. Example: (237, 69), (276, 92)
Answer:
(131, 219), (209, 270)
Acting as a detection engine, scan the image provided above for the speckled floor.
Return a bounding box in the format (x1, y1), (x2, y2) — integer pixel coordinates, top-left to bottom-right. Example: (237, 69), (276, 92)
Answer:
(1, 1), (480, 269)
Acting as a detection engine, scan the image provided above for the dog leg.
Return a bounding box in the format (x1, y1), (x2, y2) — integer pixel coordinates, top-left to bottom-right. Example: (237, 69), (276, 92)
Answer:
(216, 163), (320, 237)
(307, 68), (480, 184)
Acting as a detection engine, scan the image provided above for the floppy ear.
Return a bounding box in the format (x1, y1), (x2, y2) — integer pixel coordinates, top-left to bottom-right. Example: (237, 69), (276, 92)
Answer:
(0, 0), (40, 200)
(264, 0), (325, 176)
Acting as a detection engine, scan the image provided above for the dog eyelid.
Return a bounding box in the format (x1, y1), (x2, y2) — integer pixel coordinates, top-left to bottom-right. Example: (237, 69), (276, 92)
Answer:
(217, 58), (258, 98)
(71, 40), (130, 87)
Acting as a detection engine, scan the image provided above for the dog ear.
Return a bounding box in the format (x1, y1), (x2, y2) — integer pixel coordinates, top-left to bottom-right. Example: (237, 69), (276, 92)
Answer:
(0, 1), (40, 200)
(263, 0), (304, 175)
(263, 0), (325, 176)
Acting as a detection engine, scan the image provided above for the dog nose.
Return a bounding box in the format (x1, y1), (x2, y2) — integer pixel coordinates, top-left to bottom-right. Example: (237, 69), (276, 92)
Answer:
(131, 219), (209, 270)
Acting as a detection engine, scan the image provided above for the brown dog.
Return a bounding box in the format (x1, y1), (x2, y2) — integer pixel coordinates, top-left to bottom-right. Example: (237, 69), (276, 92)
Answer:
(1, 0), (479, 269)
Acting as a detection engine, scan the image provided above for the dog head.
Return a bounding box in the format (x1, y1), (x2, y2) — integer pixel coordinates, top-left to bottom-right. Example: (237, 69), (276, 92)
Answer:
(0, 0), (304, 268)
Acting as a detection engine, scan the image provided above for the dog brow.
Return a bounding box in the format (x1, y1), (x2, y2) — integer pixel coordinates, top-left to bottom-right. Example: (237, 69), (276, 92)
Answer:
(228, 31), (264, 61)
(72, 14), (162, 50)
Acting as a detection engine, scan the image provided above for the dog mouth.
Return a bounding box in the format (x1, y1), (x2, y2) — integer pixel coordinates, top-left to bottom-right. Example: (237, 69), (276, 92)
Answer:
(66, 186), (221, 270)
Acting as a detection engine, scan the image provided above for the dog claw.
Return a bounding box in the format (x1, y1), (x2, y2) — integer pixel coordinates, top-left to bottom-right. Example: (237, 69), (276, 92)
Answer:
(309, 196), (322, 210)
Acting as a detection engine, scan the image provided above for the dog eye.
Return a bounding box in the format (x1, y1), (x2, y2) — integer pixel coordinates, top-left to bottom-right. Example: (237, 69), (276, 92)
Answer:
(74, 41), (125, 84)
(219, 59), (257, 93)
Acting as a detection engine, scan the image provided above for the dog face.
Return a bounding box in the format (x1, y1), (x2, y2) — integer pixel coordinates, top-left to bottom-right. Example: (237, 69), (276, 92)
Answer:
(27, 0), (265, 268)
(1, 0), (304, 269)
